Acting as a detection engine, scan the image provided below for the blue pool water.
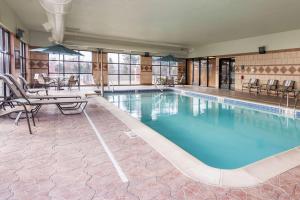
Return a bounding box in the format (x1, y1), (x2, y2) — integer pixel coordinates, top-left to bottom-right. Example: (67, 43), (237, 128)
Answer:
(105, 91), (300, 169)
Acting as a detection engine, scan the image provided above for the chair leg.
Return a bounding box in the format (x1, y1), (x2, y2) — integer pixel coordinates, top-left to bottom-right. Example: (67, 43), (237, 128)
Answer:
(31, 110), (36, 126)
(23, 105), (32, 134)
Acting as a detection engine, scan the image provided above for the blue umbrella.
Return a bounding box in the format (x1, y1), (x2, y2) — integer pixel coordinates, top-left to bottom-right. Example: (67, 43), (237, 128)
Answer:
(160, 54), (178, 62)
(30, 44), (83, 56)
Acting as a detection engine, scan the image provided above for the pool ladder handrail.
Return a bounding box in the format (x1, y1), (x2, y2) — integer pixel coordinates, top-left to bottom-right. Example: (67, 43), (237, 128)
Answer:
(154, 76), (164, 92)
(294, 91), (300, 110)
(279, 90), (299, 116)
(108, 81), (114, 92)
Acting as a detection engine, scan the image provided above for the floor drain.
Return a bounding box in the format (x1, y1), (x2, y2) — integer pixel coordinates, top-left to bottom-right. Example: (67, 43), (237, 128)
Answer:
(124, 130), (137, 138)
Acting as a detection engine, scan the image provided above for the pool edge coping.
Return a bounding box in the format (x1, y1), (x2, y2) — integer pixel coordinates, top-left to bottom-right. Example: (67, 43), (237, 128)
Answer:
(96, 91), (300, 188)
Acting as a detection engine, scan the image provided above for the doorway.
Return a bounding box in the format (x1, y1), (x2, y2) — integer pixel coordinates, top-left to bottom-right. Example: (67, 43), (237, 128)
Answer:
(219, 58), (235, 90)
(192, 58), (200, 85)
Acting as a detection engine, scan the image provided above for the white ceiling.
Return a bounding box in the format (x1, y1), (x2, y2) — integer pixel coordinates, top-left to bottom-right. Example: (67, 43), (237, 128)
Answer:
(5, 0), (300, 48)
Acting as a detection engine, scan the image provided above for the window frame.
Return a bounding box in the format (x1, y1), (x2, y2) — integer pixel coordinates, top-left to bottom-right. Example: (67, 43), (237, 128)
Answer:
(19, 41), (26, 78)
(0, 27), (11, 98)
(152, 56), (178, 84)
(107, 53), (141, 85)
(48, 50), (93, 86)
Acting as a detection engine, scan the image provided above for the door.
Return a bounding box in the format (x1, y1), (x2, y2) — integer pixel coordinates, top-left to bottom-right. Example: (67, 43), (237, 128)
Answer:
(219, 58), (235, 90)
(192, 58), (200, 85)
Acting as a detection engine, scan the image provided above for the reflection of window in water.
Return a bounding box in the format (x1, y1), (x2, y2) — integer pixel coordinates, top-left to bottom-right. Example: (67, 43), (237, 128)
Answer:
(192, 97), (199, 116)
(151, 93), (178, 118)
(200, 100), (207, 114)
(129, 94), (142, 119)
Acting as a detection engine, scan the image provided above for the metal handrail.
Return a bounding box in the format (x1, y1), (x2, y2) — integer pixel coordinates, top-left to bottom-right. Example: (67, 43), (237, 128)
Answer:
(294, 91), (300, 110)
(108, 81), (114, 92)
(154, 76), (163, 92)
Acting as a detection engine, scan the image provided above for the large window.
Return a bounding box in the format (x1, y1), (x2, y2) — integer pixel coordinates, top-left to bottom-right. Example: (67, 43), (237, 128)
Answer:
(49, 51), (93, 85)
(152, 56), (178, 84)
(107, 53), (141, 85)
(0, 27), (11, 97)
(19, 41), (26, 78)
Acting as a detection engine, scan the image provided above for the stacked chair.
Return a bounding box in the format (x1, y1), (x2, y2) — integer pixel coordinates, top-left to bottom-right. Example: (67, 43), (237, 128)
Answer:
(260, 79), (279, 95)
(242, 78), (259, 94)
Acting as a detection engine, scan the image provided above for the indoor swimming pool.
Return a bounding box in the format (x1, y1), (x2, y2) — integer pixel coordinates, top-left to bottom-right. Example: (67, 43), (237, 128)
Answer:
(105, 90), (300, 169)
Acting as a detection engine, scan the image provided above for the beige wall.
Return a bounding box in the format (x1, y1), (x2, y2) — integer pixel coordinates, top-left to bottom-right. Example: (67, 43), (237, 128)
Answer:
(92, 52), (108, 86)
(0, 0), (29, 42)
(140, 56), (152, 85)
(235, 50), (300, 90)
(28, 51), (49, 84)
(189, 29), (300, 58)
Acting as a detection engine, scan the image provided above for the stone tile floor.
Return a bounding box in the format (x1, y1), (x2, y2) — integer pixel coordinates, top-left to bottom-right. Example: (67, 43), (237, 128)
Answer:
(0, 96), (300, 199)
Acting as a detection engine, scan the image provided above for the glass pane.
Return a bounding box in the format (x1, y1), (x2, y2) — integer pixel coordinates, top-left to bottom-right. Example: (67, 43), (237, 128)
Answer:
(108, 75), (118, 85)
(119, 54), (130, 64)
(170, 67), (178, 76)
(120, 64), (130, 74)
(79, 51), (92, 62)
(64, 61), (79, 73)
(64, 54), (78, 61)
(49, 73), (62, 79)
(108, 53), (118, 63)
(161, 60), (169, 66)
(80, 74), (94, 85)
(161, 66), (169, 76)
(131, 65), (140, 74)
(0, 53), (3, 73)
(131, 75), (140, 84)
(79, 62), (92, 73)
(108, 64), (118, 74)
(152, 57), (160, 65)
(0, 29), (3, 51)
(170, 61), (178, 66)
(152, 66), (160, 75)
(49, 61), (63, 73)
(131, 55), (140, 64)
(201, 60), (207, 86)
(49, 54), (60, 61)
(4, 32), (9, 52)
(119, 75), (130, 85)
(4, 54), (10, 72)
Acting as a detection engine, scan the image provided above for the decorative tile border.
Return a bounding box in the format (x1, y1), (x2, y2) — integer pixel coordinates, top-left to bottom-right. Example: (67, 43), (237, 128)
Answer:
(104, 88), (173, 94)
(223, 99), (280, 114)
(171, 88), (300, 119)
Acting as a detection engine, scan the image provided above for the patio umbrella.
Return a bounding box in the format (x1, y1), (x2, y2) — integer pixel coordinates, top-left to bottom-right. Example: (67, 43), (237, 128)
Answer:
(30, 44), (83, 56)
(160, 54), (178, 62)
(30, 44), (83, 90)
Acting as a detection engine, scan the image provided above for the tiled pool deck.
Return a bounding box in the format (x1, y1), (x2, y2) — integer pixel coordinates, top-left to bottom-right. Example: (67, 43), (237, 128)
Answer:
(0, 87), (300, 199)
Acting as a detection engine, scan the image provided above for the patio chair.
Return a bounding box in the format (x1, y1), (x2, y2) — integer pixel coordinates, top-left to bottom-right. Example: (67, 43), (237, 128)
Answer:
(294, 90), (300, 110)
(165, 76), (175, 87)
(260, 79), (279, 95)
(32, 73), (54, 89)
(242, 78), (259, 94)
(0, 74), (88, 115)
(5, 74), (81, 100)
(277, 80), (296, 97)
(0, 98), (35, 134)
(18, 75), (48, 95)
(177, 75), (185, 86)
(67, 75), (79, 90)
